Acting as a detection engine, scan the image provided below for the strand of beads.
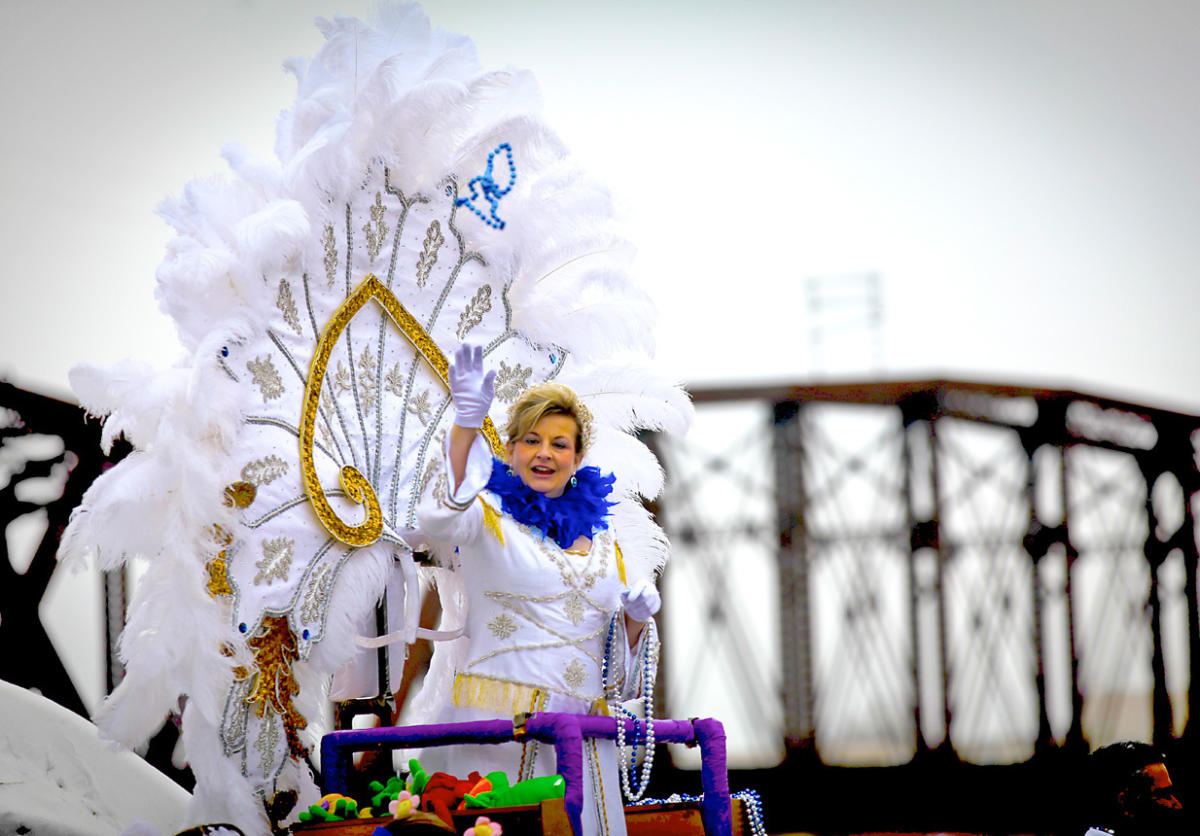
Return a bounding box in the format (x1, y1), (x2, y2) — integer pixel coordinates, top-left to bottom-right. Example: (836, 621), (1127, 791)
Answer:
(628, 789), (767, 836)
(613, 618), (658, 802)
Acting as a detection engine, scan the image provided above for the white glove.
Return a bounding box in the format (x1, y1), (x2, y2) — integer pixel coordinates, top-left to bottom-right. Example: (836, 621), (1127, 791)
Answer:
(448, 343), (496, 429)
(620, 578), (661, 622)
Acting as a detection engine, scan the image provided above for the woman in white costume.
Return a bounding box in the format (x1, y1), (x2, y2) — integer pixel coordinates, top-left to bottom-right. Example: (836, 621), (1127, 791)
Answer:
(417, 344), (661, 836)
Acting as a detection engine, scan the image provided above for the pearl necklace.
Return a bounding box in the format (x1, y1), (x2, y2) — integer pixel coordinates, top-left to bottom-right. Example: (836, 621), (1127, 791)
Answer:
(602, 613), (659, 802)
(629, 789), (768, 836)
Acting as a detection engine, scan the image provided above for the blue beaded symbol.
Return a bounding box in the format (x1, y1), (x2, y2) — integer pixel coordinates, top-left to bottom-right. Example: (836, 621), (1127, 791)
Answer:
(456, 143), (516, 229)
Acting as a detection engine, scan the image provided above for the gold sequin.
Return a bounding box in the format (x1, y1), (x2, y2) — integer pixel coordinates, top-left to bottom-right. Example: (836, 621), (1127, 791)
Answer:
(243, 616), (307, 759)
(224, 481), (257, 508)
(206, 555), (233, 598)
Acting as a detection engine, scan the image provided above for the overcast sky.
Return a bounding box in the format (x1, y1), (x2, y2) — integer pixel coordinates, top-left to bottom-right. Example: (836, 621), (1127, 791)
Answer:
(3, 0), (1199, 415)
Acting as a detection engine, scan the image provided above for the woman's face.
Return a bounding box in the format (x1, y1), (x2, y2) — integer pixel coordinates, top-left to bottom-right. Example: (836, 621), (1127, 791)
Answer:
(506, 413), (584, 498)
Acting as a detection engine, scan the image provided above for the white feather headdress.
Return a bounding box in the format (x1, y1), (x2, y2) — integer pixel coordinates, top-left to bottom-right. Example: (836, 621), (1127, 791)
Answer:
(58, 5), (691, 833)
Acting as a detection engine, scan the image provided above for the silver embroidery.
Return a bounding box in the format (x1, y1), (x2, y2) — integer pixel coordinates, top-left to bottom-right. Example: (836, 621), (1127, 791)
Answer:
(254, 536), (295, 585)
(255, 709), (282, 776)
(331, 360), (352, 396)
(416, 220), (444, 288)
(407, 389), (433, 425)
(564, 594), (585, 626)
(322, 224), (338, 287)
(276, 278), (302, 334)
(564, 658), (587, 691)
(357, 346), (379, 415)
(384, 362), (406, 398)
(300, 563), (334, 623)
(363, 192), (389, 262)
(456, 284), (493, 339)
(495, 360), (533, 402)
(242, 454), (289, 486)
(488, 613), (518, 639)
(246, 356), (285, 403)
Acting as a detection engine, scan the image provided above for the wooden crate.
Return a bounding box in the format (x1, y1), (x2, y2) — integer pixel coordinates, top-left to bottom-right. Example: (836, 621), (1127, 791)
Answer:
(290, 797), (743, 835)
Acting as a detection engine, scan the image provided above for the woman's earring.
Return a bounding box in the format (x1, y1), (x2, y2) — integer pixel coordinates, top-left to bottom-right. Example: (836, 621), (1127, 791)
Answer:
(570, 472), (578, 488)
(506, 466), (514, 477)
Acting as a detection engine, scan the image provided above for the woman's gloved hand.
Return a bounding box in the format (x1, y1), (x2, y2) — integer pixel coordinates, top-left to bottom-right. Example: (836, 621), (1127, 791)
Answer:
(449, 343), (496, 429)
(620, 578), (661, 622)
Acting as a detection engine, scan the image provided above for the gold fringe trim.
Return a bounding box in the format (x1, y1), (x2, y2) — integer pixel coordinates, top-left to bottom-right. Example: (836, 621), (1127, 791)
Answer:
(453, 673), (547, 716)
(480, 498), (505, 546)
(615, 542), (626, 585)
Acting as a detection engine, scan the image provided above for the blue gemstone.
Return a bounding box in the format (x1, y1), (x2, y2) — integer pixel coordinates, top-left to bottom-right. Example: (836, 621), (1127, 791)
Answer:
(302, 629), (310, 640)
(222, 346), (230, 357)
(239, 622), (247, 633)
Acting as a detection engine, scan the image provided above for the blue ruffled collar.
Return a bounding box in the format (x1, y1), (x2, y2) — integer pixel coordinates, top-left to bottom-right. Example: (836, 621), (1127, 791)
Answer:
(485, 458), (617, 549)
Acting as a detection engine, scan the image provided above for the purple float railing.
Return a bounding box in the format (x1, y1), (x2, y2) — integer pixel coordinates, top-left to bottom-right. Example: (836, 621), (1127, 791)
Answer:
(320, 713), (731, 836)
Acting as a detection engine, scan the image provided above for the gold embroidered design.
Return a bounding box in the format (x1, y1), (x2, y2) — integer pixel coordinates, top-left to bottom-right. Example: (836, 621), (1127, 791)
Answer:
(456, 284), (492, 340)
(363, 192), (389, 262)
(224, 481), (256, 508)
(564, 594), (585, 626)
(242, 454), (289, 486)
(453, 672), (546, 716)
(407, 388), (433, 424)
(494, 360), (533, 402)
(357, 346), (379, 415)
(298, 274), (503, 547)
(322, 224), (338, 287)
(276, 278), (302, 334)
(242, 616), (307, 759)
(254, 536), (294, 585)
(487, 612), (518, 639)
(247, 356), (285, 403)
(416, 220), (443, 288)
(615, 542), (626, 586)
(480, 498), (505, 546)
(206, 555), (233, 598)
(564, 658), (587, 691)
(384, 361), (405, 398)
(300, 562), (333, 624)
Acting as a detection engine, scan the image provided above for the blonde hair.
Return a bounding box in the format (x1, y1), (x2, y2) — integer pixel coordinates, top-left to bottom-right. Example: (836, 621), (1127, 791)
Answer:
(504, 382), (593, 454)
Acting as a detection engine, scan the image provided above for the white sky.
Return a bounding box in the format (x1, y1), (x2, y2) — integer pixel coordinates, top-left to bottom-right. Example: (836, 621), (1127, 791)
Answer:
(2, 0), (1199, 413)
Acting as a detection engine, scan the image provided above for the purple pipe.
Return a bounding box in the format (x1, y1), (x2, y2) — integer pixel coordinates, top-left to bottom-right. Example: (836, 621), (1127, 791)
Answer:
(319, 713), (732, 836)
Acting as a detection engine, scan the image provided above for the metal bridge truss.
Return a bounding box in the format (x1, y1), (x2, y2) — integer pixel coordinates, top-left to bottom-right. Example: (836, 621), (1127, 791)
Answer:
(650, 380), (1200, 767)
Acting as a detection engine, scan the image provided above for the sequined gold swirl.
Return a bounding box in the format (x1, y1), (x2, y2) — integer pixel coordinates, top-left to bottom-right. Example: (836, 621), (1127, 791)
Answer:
(300, 273), (503, 545)
(239, 615), (307, 759)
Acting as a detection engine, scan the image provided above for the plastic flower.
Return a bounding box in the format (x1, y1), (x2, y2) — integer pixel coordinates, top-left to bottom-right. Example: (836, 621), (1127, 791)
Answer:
(390, 790), (420, 819)
(465, 815), (503, 836)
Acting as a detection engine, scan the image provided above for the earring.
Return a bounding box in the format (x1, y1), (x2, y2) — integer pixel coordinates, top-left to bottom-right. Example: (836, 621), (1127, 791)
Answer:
(570, 473), (578, 488)
(506, 467), (514, 477)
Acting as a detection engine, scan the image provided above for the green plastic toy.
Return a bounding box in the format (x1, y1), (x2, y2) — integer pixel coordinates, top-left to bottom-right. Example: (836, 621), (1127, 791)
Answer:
(464, 773), (566, 808)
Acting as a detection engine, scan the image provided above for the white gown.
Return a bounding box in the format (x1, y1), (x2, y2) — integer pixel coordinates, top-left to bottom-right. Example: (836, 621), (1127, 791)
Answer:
(416, 434), (648, 836)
